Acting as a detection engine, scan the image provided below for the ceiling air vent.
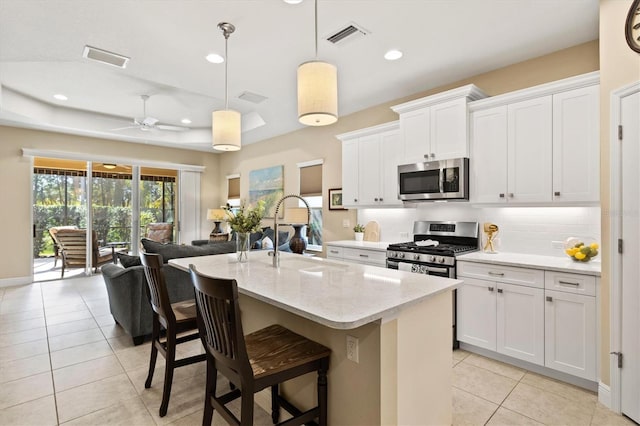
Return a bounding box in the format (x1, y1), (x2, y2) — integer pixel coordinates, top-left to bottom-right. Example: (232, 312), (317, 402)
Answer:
(82, 45), (130, 68)
(238, 91), (268, 104)
(325, 22), (370, 46)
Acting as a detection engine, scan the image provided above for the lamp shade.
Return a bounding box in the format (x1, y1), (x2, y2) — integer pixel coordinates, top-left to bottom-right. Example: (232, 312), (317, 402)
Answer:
(207, 208), (226, 221)
(212, 109), (241, 151)
(297, 60), (338, 126)
(284, 207), (309, 225)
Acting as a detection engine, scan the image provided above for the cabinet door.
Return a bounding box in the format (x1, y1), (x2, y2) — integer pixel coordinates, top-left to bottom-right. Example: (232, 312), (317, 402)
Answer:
(342, 139), (359, 206)
(496, 283), (544, 365)
(470, 106), (508, 203)
(507, 96), (553, 203)
(400, 108), (430, 164)
(545, 289), (596, 380)
(380, 129), (403, 206)
(552, 85), (600, 203)
(457, 277), (497, 350)
(358, 134), (382, 205)
(430, 97), (468, 160)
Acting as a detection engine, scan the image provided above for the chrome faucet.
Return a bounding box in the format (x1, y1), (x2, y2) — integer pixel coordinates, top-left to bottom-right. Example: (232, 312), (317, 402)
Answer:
(268, 194), (311, 267)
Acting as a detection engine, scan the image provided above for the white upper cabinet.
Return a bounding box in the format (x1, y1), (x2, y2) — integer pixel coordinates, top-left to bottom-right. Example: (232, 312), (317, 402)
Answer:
(337, 122), (402, 208)
(507, 96), (553, 203)
(392, 85), (487, 165)
(552, 85), (600, 203)
(469, 71), (600, 205)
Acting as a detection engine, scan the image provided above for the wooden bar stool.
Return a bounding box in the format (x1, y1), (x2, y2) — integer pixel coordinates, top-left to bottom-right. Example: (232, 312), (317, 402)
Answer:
(140, 252), (206, 417)
(189, 265), (331, 426)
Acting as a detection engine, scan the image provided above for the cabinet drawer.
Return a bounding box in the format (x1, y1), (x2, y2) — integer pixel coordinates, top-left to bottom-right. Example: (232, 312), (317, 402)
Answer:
(457, 261), (544, 289)
(343, 248), (386, 266)
(544, 271), (596, 296)
(326, 246), (344, 259)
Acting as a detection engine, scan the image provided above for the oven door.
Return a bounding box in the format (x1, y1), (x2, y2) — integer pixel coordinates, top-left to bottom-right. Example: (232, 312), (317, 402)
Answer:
(386, 259), (454, 278)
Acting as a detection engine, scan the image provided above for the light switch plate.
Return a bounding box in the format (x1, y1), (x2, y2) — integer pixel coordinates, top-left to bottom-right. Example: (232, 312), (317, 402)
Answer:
(343, 219), (350, 228)
(551, 241), (564, 249)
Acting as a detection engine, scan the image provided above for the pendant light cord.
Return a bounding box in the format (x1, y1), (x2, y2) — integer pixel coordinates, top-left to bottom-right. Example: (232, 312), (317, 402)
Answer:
(224, 31), (229, 110)
(314, 0), (318, 59)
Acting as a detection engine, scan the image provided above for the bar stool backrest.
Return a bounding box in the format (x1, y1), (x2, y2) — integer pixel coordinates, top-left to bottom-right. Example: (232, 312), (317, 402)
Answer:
(140, 251), (176, 328)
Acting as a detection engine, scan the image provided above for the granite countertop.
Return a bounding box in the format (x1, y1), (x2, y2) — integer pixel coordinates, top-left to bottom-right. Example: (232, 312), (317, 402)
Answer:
(457, 251), (601, 276)
(169, 251), (461, 329)
(325, 240), (393, 251)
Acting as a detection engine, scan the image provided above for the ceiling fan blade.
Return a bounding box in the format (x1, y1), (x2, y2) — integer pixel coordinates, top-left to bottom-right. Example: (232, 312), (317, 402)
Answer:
(110, 125), (139, 131)
(156, 124), (189, 132)
(142, 117), (159, 126)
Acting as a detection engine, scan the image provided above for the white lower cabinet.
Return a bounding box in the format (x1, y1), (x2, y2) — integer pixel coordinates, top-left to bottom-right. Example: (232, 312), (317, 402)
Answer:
(457, 273), (544, 365)
(326, 244), (386, 267)
(457, 261), (597, 380)
(544, 285), (597, 381)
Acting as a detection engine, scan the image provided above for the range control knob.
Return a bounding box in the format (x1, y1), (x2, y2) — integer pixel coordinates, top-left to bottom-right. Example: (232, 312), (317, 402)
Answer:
(437, 256), (446, 264)
(397, 252), (405, 259)
(414, 254), (420, 261)
(429, 255), (436, 263)
(388, 251), (396, 258)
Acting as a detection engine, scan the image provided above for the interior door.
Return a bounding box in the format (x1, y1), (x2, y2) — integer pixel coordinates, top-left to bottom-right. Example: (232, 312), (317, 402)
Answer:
(621, 90), (640, 423)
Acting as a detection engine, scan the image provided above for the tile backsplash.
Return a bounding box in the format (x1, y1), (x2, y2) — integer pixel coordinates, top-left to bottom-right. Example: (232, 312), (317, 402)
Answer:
(357, 204), (601, 258)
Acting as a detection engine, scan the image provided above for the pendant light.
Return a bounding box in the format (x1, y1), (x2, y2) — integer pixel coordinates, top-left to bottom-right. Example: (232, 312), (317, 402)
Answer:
(212, 22), (241, 151)
(297, 0), (338, 126)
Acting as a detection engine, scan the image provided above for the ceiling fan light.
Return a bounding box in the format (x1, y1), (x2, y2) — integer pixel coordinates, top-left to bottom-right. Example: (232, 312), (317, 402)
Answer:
(297, 60), (338, 126)
(103, 163), (117, 169)
(212, 109), (241, 151)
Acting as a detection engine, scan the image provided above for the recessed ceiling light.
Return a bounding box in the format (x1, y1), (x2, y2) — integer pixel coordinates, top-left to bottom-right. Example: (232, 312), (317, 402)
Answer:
(53, 94), (68, 101)
(283, 0), (303, 4)
(206, 53), (224, 64)
(181, 118), (192, 124)
(384, 49), (403, 61)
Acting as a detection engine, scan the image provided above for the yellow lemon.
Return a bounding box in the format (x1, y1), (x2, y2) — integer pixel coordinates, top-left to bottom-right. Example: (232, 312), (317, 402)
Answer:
(574, 252), (586, 260)
(565, 249), (574, 256)
(590, 243), (599, 250)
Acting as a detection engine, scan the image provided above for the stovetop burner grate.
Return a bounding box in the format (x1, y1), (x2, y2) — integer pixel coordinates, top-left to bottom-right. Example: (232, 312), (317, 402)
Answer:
(387, 242), (478, 256)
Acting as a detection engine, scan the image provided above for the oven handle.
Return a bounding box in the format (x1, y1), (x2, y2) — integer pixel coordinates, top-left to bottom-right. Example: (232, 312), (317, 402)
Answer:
(424, 266), (449, 274)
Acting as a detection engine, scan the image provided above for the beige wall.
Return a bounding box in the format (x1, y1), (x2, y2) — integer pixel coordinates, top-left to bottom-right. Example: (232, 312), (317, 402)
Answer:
(599, 0), (640, 387)
(0, 126), (221, 281)
(216, 40), (599, 254)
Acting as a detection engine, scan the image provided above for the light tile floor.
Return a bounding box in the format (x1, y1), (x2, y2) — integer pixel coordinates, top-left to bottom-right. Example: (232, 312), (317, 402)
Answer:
(452, 349), (636, 426)
(0, 274), (636, 425)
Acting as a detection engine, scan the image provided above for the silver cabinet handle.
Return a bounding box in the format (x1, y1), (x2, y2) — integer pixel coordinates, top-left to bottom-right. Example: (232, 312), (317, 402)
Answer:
(499, 193), (505, 198)
(374, 198), (379, 201)
(424, 154), (430, 159)
(359, 254), (369, 258)
(430, 153), (436, 158)
(354, 198), (358, 202)
(488, 286), (494, 292)
(509, 193), (514, 198)
(488, 271), (505, 277)
(379, 197), (383, 202)
(554, 191), (561, 196)
(330, 250), (339, 254)
(497, 288), (503, 293)
(558, 280), (580, 286)
(546, 296), (553, 302)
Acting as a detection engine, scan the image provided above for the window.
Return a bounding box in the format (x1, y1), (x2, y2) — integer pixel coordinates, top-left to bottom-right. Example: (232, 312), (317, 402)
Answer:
(298, 161), (323, 252)
(227, 174), (240, 208)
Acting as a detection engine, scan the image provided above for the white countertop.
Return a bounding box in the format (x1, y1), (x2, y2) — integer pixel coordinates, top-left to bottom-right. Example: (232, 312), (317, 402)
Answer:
(169, 251), (461, 330)
(457, 251), (601, 276)
(325, 240), (393, 251)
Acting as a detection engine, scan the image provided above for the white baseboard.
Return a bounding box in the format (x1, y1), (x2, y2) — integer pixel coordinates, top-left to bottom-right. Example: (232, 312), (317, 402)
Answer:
(598, 382), (611, 408)
(0, 276), (32, 288)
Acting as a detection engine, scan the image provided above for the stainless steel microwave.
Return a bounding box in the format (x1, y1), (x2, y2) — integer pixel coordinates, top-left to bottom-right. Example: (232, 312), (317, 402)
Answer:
(398, 157), (469, 201)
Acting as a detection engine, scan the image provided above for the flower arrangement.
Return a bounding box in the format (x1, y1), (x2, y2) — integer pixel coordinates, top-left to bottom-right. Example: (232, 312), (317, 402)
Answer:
(224, 200), (266, 233)
(353, 224), (365, 233)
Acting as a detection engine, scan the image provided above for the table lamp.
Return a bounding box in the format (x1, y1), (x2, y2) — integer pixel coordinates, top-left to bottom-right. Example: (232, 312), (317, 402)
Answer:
(284, 207), (309, 254)
(207, 208), (226, 236)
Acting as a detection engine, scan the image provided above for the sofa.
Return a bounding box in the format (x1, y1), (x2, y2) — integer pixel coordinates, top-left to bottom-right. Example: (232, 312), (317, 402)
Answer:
(101, 238), (237, 344)
(192, 226), (292, 252)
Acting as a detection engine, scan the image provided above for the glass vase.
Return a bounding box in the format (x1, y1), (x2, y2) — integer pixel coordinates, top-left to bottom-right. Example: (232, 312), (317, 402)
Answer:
(236, 232), (250, 263)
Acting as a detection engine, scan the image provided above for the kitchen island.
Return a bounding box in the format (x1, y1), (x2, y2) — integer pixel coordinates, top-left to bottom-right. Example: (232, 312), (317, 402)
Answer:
(170, 251), (461, 425)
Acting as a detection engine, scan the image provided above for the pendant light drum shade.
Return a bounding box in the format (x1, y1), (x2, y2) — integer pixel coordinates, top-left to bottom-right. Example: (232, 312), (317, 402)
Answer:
(212, 109), (241, 151)
(297, 60), (338, 126)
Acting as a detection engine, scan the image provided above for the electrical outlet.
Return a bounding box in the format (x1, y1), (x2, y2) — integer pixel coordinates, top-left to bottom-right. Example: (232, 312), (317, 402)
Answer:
(399, 232), (409, 238)
(346, 335), (359, 363)
(343, 219), (350, 228)
(551, 241), (564, 249)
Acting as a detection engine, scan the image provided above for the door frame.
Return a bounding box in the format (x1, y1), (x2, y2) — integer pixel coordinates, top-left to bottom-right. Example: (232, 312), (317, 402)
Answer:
(609, 80), (640, 413)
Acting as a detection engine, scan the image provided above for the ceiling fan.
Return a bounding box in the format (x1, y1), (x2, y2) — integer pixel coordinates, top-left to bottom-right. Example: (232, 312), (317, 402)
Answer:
(112, 95), (188, 132)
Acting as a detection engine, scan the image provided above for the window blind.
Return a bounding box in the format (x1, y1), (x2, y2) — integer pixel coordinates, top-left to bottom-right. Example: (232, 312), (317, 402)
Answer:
(228, 177), (240, 199)
(299, 164), (322, 197)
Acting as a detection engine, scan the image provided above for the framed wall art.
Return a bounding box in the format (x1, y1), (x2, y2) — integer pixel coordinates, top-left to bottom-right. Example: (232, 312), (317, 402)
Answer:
(328, 188), (346, 210)
(249, 165), (284, 218)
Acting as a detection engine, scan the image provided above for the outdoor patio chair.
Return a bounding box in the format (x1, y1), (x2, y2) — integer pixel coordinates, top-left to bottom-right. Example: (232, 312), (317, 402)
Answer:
(55, 228), (123, 277)
(48, 225), (78, 267)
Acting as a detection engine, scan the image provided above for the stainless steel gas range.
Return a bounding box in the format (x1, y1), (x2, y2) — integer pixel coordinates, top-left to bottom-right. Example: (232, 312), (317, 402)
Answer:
(386, 221), (479, 347)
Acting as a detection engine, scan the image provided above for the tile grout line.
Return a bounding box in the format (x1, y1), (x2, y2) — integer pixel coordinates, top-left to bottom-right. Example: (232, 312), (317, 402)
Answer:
(39, 282), (61, 426)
